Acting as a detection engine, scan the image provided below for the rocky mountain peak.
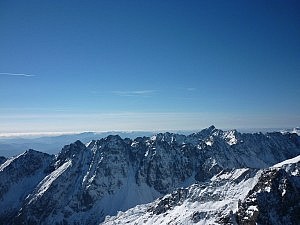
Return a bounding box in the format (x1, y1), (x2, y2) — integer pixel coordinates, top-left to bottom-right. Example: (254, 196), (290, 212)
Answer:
(237, 167), (300, 225)
(0, 127), (300, 225)
(207, 125), (216, 131)
(191, 125), (217, 139)
(57, 140), (86, 158)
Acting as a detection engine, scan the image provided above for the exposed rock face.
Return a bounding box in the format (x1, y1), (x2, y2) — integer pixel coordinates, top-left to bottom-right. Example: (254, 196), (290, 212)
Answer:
(0, 126), (300, 224)
(237, 169), (300, 225)
(0, 150), (54, 224)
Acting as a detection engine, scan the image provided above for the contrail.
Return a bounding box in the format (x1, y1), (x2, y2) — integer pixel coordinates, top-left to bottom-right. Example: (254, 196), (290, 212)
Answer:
(0, 72), (37, 77)
(112, 90), (157, 97)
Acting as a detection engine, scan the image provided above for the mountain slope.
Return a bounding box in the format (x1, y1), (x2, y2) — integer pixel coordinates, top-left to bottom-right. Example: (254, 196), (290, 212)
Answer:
(0, 150), (54, 224)
(0, 126), (300, 224)
(102, 155), (300, 225)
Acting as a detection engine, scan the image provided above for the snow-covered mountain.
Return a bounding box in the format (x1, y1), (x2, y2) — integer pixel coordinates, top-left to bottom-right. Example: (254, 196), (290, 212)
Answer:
(103, 155), (299, 225)
(0, 126), (299, 225)
(0, 150), (54, 224)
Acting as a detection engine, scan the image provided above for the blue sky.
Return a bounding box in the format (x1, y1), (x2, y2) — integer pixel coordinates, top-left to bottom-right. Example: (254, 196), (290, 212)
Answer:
(0, 0), (299, 134)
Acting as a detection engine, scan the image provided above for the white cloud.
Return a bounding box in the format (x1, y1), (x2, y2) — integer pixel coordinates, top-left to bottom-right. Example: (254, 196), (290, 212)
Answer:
(0, 72), (36, 77)
(112, 90), (157, 97)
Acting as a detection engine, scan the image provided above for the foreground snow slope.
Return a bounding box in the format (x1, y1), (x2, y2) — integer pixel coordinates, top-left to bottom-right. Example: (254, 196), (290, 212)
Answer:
(102, 155), (300, 225)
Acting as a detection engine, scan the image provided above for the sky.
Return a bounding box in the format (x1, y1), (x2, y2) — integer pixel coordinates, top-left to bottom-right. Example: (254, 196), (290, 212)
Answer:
(0, 0), (299, 134)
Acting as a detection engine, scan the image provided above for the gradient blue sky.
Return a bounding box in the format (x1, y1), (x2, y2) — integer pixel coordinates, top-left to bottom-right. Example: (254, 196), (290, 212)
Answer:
(0, 0), (299, 134)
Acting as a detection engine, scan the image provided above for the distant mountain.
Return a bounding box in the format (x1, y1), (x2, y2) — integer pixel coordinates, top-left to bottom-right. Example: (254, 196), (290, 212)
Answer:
(0, 131), (155, 157)
(0, 126), (299, 224)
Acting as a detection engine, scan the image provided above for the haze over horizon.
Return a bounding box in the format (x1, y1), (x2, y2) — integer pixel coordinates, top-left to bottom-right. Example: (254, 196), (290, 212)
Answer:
(1, 0), (299, 133)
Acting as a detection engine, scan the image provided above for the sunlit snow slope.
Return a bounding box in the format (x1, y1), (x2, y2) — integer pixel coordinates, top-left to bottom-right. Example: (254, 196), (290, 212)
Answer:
(103, 155), (300, 225)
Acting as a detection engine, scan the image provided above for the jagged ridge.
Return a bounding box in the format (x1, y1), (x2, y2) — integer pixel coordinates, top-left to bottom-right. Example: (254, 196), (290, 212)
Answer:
(0, 126), (299, 224)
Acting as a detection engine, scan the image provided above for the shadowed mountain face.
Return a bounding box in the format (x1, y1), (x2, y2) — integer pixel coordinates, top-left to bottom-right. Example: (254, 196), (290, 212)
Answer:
(0, 156), (6, 165)
(0, 126), (300, 225)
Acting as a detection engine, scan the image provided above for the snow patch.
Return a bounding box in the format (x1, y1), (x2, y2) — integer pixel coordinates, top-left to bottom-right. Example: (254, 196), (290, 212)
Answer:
(223, 130), (238, 145)
(211, 168), (249, 181)
(102, 169), (262, 225)
(205, 140), (212, 146)
(85, 141), (93, 147)
(245, 205), (258, 217)
(35, 160), (72, 198)
(150, 135), (157, 141)
(272, 155), (300, 168)
(265, 187), (271, 192)
(0, 152), (25, 172)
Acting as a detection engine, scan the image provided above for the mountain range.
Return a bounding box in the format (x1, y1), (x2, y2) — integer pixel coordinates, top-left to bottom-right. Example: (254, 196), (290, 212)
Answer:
(0, 131), (155, 157)
(0, 126), (299, 225)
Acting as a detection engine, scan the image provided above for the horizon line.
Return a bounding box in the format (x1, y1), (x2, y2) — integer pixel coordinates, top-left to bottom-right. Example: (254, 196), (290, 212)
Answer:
(0, 127), (297, 138)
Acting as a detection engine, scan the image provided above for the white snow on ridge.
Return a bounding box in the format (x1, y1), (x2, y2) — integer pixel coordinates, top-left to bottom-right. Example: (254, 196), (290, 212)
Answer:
(0, 157), (15, 172)
(223, 130), (238, 146)
(102, 169), (261, 225)
(35, 160), (72, 197)
(0, 151), (26, 172)
(85, 141), (93, 147)
(211, 168), (249, 181)
(272, 155), (300, 168)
